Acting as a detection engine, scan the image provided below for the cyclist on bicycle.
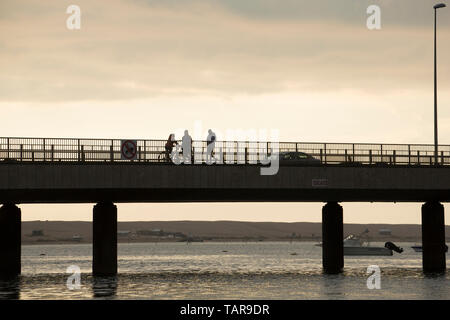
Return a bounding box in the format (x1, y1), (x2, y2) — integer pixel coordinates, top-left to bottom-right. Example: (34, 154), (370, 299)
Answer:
(165, 134), (178, 162)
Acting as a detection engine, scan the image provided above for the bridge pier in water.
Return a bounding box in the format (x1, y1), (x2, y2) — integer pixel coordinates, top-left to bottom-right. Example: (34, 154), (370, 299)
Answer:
(93, 202), (117, 276)
(0, 203), (21, 279)
(322, 202), (344, 274)
(422, 201), (446, 273)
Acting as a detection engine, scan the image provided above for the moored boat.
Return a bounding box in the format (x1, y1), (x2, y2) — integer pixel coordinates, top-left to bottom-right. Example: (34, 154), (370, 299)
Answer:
(316, 230), (403, 256)
(342, 234), (397, 256)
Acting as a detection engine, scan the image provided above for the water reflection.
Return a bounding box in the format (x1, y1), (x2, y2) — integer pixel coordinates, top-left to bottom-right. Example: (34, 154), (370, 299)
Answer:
(0, 276), (21, 300)
(92, 276), (118, 298)
(8, 242), (449, 299)
(422, 271), (447, 299)
(423, 271), (447, 278)
(320, 273), (346, 299)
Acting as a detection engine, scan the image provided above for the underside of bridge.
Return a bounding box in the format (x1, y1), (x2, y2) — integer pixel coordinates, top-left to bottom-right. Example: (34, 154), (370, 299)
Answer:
(3, 188), (450, 203)
(0, 201), (446, 278)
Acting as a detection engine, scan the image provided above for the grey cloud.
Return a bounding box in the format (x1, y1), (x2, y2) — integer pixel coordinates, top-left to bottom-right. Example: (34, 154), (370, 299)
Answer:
(0, 0), (449, 102)
(141, 0), (450, 27)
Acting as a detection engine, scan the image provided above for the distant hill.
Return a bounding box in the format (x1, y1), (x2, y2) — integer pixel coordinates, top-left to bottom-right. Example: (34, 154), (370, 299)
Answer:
(21, 221), (450, 244)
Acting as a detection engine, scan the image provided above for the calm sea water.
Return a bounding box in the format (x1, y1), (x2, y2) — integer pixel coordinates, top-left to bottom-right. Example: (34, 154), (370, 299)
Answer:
(0, 242), (448, 300)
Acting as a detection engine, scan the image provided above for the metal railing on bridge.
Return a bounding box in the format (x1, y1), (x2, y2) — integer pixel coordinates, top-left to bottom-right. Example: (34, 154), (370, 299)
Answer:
(1, 137), (450, 166)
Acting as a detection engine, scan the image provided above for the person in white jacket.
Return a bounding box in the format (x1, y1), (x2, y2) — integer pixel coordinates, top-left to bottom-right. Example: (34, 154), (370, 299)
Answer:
(206, 129), (216, 164)
(181, 130), (192, 164)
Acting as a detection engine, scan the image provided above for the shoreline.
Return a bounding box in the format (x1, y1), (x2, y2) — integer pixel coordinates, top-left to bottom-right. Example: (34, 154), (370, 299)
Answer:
(21, 238), (428, 246)
(21, 220), (450, 246)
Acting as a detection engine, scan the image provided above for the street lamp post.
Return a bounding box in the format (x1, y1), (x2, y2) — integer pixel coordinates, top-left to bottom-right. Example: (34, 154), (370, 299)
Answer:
(434, 3), (446, 165)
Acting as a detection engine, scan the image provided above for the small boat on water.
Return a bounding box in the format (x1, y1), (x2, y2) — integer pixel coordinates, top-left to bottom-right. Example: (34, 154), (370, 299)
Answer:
(342, 235), (400, 256)
(316, 229), (403, 256)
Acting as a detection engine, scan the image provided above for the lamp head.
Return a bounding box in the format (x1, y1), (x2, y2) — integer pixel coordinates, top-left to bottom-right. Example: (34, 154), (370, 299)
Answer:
(434, 3), (447, 9)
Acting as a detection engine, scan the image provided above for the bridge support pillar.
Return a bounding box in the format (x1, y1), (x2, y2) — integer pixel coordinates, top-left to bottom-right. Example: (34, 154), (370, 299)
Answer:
(0, 203), (21, 279)
(422, 201), (446, 274)
(93, 202), (117, 276)
(322, 202), (343, 274)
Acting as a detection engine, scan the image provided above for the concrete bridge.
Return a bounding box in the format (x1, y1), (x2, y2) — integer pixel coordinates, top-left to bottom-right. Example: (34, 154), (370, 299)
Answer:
(0, 137), (448, 277)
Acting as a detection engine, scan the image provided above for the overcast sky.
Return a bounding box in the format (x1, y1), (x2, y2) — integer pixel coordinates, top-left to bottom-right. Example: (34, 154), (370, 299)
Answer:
(1, 0), (449, 224)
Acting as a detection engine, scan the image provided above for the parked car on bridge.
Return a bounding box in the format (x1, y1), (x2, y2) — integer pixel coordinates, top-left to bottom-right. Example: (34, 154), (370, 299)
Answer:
(278, 152), (321, 165)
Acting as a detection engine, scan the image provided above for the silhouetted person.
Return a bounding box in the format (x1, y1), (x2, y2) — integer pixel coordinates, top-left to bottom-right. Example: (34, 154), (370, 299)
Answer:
(206, 129), (216, 164)
(165, 134), (178, 162)
(182, 130), (192, 164)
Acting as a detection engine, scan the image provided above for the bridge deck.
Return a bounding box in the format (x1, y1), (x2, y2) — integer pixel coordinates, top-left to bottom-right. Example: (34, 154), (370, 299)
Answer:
(1, 162), (450, 203)
(2, 137), (450, 203)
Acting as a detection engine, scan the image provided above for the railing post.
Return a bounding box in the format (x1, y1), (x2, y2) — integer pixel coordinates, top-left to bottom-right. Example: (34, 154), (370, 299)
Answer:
(408, 144), (411, 165)
(441, 151), (444, 165)
(245, 147), (248, 164)
(20, 144), (23, 161)
(369, 150), (372, 164)
(32, 151), (35, 162)
(216, 147), (223, 164)
(352, 144), (355, 162)
(345, 149), (348, 163)
(295, 143), (298, 153)
(203, 146), (205, 164)
(7, 138), (9, 159)
(417, 150), (420, 165)
(393, 150), (396, 165)
(138, 146), (142, 162)
(193, 147), (198, 164)
(324, 143), (327, 164)
(143, 140), (147, 162)
(51, 145), (54, 162)
(81, 145), (85, 161)
(77, 139), (80, 161)
(320, 149), (323, 163)
(111, 139), (114, 162)
(43, 138), (46, 162)
(380, 144), (383, 163)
